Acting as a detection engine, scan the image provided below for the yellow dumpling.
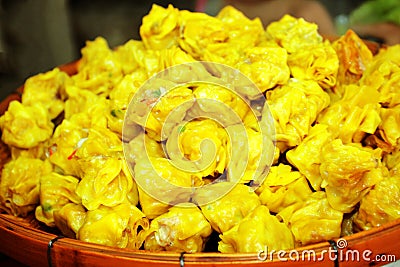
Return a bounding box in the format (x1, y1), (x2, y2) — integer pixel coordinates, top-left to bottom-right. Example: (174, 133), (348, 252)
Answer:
(354, 175), (400, 231)
(140, 4), (180, 50)
(179, 10), (228, 59)
(150, 86), (195, 140)
(35, 172), (81, 227)
(114, 38), (159, 77)
(226, 124), (274, 184)
(332, 30), (373, 95)
(78, 202), (149, 249)
(0, 101), (54, 149)
(113, 40), (145, 75)
(54, 203), (86, 238)
(267, 79), (330, 151)
(236, 46), (290, 92)
(317, 84), (381, 144)
(191, 84), (250, 124)
(72, 127), (133, 210)
(286, 124), (333, 190)
(64, 85), (108, 128)
(107, 70), (147, 135)
(216, 5), (264, 51)
(266, 14), (323, 53)
(320, 139), (383, 213)
(379, 105), (400, 148)
(73, 37), (123, 95)
(76, 157), (134, 211)
(384, 148), (400, 175)
(288, 42), (339, 89)
(280, 192), (343, 246)
(202, 5), (264, 66)
(170, 119), (229, 178)
(143, 204), (212, 252)
(136, 190), (171, 222)
(0, 157), (52, 216)
(10, 143), (46, 161)
(21, 68), (71, 119)
(257, 164), (312, 213)
(109, 70), (147, 110)
(199, 183), (261, 233)
(134, 157), (200, 219)
(129, 84), (195, 141)
(360, 45), (400, 108)
(157, 46), (197, 72)
(47, 119), (88, 176)
(218, 205), (294, 253)
(124, 131), (165, 168)
(74, 127), (123, 162)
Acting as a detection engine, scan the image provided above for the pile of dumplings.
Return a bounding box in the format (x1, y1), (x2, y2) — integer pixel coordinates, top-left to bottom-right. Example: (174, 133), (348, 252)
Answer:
(0, 4), (400, 254)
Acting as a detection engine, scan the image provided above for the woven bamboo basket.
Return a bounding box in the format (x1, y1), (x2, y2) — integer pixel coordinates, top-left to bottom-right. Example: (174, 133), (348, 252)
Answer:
(0, 41), (399, 266)
(0, 211), (399, 266)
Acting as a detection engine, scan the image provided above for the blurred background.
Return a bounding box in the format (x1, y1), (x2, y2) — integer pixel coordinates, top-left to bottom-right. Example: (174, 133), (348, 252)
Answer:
(1, 0), (399, 101)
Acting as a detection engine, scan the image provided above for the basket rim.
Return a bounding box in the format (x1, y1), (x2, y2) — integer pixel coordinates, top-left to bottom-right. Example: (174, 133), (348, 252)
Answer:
(1, 207), (400, 264)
